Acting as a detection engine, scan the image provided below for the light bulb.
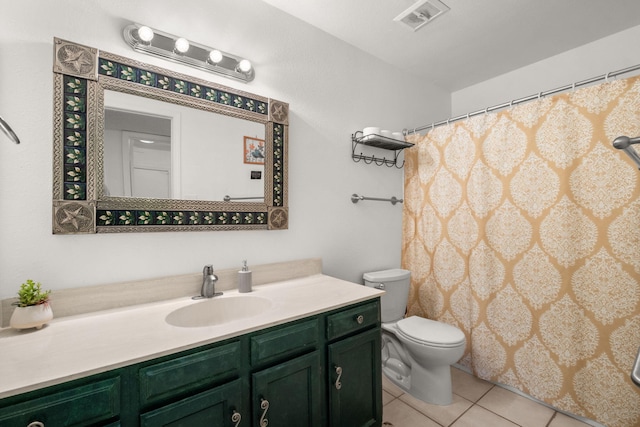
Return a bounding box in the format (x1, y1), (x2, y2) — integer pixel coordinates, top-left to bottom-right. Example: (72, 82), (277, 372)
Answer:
(137, 26), (154, 43)
(174, 37), (190, 54)
(208, 50), (223, 64)
(238, 59), (252, 73)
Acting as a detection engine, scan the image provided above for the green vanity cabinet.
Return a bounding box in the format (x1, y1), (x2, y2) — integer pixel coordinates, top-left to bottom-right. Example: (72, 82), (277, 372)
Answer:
(252, 351), (323, 427)
(136, 340), (244, 427)
(249, 317), (324, 426)
(0, 298), (381, 427)
(326, 300), (382, 427)
(328, 328), (382, 427)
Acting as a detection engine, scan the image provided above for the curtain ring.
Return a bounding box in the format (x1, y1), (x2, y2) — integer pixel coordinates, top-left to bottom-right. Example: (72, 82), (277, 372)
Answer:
(484, 107), (489, 115)
(538, 92), (542, 99)
(446, 118), (451, 126)
(431, 123), (435, 131)
(466, 112), (470, 120)
(571, 82), (576, 91)
(605, 72), (611, 83)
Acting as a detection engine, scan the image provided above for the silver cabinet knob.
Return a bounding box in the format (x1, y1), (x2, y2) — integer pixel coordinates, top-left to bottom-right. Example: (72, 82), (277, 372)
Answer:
(356, 315), (364, 324)
(27, 423), (45, 427)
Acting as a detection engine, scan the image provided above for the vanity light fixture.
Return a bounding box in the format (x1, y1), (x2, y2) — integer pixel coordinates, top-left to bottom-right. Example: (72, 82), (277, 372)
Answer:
(123, 23), (255, 82)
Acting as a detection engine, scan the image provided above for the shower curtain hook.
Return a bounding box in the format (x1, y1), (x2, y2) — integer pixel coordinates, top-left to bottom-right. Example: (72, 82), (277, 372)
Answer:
(605, 71), (611, 83)
(466, 112), (470, 120)
(538, 92), (542, 100)
(484, 107), (489, 115)
(571, 82), (576, 92)
(431, 123), (435, 131)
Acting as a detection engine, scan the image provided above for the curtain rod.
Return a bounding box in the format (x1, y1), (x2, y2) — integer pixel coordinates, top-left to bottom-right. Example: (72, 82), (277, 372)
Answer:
(406, 62), (640, 135)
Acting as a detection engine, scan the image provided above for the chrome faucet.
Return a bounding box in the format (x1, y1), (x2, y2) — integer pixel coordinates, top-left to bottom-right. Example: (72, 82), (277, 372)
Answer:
(198, 265), (222, 299)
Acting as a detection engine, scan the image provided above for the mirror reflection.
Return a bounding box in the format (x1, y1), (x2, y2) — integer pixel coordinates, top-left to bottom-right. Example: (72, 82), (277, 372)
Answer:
(103, 90), (265, 201)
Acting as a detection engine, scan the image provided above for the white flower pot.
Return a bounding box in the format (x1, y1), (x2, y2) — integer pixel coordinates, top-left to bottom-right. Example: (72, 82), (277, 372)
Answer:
(10, 304), (53, 330)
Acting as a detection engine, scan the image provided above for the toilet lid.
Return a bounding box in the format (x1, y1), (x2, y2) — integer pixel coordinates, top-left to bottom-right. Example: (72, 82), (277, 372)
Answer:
(396, 316), (466, 348)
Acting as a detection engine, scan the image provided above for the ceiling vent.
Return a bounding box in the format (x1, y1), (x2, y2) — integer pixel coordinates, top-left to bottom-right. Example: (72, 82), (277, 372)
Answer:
(394, 0), (450, 31)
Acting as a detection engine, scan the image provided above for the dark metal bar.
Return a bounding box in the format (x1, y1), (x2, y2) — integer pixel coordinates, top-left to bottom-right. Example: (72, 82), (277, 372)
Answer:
(351, 193), (403, 205)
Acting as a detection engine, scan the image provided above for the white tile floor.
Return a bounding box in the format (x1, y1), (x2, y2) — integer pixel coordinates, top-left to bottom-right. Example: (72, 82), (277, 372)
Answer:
(382, 367), (594, 427)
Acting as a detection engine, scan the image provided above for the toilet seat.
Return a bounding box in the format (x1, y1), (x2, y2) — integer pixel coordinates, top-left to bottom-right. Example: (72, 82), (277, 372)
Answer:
(396, 316), (465, 348)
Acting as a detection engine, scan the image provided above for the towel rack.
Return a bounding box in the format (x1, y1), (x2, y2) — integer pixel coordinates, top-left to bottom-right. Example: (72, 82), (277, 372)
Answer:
(351, 193), (403, 205)
(613, 136), (640, 169)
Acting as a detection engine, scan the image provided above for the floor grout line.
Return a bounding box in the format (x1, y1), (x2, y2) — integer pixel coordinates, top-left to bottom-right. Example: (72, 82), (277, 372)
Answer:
(383, 381), (565, 427)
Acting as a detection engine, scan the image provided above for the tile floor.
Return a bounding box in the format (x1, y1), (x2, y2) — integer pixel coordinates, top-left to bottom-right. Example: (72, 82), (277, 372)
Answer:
(382, 367), (594, 427)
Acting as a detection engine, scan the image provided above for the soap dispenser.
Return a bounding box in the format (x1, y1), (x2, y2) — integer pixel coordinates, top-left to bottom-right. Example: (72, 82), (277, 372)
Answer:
(238, 260), (252, 293)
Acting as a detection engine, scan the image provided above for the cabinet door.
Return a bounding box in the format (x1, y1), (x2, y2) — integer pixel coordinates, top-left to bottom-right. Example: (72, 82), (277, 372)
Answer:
(140, 378), (243, 427)
(252, 351), (323, 427)
(328, 328), (382, 427)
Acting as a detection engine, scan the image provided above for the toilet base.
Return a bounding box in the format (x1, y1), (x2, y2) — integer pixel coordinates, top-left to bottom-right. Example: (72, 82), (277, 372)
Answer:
(409, 363), (454, 405)
(382, 360), (454, 406)
(382, 362), (411, 393)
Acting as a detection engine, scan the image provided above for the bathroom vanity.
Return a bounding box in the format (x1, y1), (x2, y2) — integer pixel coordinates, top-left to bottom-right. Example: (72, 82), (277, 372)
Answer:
(0, 274), (383, 427)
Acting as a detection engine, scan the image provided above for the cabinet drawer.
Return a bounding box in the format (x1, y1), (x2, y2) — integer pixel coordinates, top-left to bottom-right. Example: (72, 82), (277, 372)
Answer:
(326, 300), (380, 341)
(0, 376), (120, 427)
(140, 378), (242, 427)
(139, 340), (241, 406)
(251, 318), (319, 366)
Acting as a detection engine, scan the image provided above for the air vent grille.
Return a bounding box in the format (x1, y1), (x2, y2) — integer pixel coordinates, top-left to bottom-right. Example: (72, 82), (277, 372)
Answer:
(394, 0), (450, 31)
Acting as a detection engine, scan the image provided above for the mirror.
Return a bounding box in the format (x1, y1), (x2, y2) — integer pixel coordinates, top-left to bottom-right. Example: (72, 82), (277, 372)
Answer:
(52, 38), (288, 234)
(103, 91), (265, 201)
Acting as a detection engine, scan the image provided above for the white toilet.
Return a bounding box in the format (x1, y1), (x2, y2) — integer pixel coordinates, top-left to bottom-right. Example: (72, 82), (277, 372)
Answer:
(364, 269), (466, 405)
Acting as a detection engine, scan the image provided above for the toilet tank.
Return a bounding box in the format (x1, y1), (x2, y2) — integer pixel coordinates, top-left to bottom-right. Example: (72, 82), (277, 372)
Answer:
(363, 269), (411, 323)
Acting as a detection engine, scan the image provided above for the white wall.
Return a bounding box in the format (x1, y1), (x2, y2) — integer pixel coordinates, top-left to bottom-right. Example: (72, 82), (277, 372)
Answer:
(452, 24), (640, 116)
(0, 0), (450, 298)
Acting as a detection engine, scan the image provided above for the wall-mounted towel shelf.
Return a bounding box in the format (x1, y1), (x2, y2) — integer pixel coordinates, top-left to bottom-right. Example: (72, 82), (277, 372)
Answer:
(351, 131), (414, 168)
(351, 194), (403, 205)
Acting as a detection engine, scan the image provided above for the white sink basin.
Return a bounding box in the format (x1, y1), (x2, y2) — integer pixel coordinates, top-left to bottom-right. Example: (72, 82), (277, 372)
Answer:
(166, 295), (273, 327)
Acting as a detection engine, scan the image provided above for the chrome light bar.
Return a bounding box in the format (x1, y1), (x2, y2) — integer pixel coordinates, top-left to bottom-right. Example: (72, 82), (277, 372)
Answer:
(123, 23), (255, 83)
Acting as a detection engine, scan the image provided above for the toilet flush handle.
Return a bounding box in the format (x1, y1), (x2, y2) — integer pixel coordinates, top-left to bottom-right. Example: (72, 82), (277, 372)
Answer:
(375, 283), (385, 290)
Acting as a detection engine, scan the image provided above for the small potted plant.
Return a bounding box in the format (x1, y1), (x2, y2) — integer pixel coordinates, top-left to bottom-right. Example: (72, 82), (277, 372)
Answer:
(10, 280), (53, 330)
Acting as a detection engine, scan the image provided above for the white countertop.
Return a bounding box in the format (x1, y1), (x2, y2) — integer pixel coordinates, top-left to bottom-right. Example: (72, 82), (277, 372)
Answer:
(0, 274), (383, 399)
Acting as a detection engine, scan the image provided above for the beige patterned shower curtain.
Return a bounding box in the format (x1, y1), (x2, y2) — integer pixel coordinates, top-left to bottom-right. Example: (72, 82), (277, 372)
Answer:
(402, 75), (640, 427)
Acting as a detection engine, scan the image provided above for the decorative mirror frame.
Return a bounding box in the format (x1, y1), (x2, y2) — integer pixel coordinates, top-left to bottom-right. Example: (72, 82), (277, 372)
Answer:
(52, 38), (288, 234)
